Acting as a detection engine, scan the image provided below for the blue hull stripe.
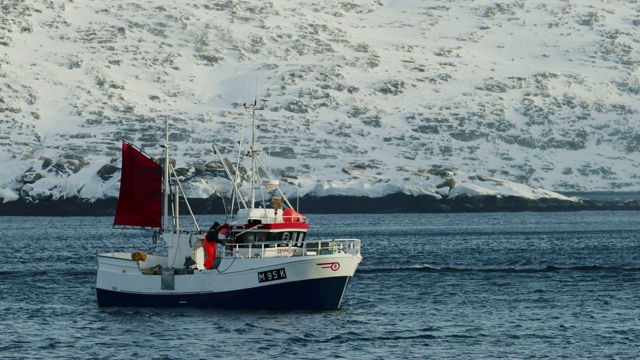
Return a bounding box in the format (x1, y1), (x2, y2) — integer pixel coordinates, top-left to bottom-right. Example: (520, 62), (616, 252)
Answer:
(97, 276), (351, 310)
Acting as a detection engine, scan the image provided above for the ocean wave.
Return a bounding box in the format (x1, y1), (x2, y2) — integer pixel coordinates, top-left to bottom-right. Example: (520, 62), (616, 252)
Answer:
(288, 330), (438, 345)
(0, 269), (95, 278)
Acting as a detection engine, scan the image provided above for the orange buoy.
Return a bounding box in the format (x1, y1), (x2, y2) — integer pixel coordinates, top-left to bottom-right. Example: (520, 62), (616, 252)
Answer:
(283, 208), (302, 223)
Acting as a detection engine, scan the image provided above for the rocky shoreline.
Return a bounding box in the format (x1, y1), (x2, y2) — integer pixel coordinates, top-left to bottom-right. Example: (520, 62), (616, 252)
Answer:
(1, 193), (639, 216)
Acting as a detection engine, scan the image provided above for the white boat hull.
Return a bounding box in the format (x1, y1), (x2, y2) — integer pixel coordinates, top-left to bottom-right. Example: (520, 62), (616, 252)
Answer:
(96, 249), (361, 309)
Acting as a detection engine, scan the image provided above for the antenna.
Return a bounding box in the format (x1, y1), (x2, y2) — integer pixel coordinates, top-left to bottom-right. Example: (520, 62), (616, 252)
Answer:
(254, 78), (258, 105)
(244, 73), (248, 108)
(254, 75), (258, 105)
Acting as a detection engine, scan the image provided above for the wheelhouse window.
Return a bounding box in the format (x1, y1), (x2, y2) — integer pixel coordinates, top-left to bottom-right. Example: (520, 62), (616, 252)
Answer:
(236, 231), (308, 244)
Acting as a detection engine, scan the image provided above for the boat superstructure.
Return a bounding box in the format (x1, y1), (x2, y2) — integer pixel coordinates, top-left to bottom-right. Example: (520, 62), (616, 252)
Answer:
(96, 101), (362, 309)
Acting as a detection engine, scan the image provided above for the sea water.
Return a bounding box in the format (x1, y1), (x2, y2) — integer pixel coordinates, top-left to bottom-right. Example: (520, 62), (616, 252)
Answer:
(0, 211), (638, 359)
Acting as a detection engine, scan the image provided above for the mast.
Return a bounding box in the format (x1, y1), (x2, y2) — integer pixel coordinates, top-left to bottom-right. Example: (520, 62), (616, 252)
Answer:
(163, 118), (170, 232)
(248, 99), (268, 209)
(250, 104), (257, 209)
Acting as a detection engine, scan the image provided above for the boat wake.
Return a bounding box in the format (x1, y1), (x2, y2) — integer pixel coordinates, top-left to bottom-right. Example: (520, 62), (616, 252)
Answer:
(359, 264), (640, 274)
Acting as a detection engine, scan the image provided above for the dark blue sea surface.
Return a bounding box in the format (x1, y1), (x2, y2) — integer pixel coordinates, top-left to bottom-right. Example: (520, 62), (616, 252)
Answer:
(1, 211), (639, 359)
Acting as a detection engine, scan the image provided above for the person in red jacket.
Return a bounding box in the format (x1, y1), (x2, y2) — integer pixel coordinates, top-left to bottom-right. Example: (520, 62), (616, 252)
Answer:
(204, 222), (221, 269)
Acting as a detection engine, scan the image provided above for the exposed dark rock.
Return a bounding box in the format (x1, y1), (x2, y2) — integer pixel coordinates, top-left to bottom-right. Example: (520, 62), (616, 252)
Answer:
(361, 116), (382, 128)
(428, 168), (454, 177)
(0, 197), (118, 216)
(284, 99), (315, 114)
(40, 157), (53, 169)
(195, 53), (224, 66)
(174, 167), (191, 178)
(2, 193), (639, 216)
(577, 12), (606, 26)
(515, 136), (537, 149)
(97, 164), (120, 181)
(482, 3), (517, 17)
(449, 130), (486, 142)
(21, 167), (42, 184)
(193, 164), (207, 176)
(268, 146), (296, 159)
(52, 157), (86, 175)
(348, 105), (369, 118)
(376, 80), (406, 95)
(158, 157), (177, 168)
(436, 177), (455, 189)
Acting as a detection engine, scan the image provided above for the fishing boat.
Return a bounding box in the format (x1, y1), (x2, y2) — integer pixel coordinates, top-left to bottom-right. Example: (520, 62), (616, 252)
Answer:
(96, 100), (362, 309)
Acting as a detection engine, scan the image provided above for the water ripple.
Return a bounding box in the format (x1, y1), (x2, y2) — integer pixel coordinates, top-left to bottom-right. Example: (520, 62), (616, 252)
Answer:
(359, 264), (640, 274)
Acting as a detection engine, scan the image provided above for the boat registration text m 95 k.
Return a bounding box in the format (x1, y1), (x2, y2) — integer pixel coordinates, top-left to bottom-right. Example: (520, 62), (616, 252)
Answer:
(258, 268), (287, 283)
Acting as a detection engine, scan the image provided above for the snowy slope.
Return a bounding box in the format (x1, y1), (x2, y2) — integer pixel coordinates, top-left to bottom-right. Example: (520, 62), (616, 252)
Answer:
(1, 0), (640, 204)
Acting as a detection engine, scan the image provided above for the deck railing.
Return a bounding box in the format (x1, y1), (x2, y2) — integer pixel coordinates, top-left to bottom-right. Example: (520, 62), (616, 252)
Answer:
(222, 238), (361, 259)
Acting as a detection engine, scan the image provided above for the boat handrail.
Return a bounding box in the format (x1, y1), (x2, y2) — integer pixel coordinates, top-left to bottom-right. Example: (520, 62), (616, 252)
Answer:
(222, 238), (361, 258)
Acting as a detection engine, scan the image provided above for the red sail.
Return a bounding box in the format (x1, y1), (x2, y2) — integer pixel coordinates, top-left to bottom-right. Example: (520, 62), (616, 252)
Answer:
(113, 142), (162, 228)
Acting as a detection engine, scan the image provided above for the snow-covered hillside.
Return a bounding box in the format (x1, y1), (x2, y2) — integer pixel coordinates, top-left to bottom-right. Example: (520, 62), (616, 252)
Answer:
(1, 0), (640, 205)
